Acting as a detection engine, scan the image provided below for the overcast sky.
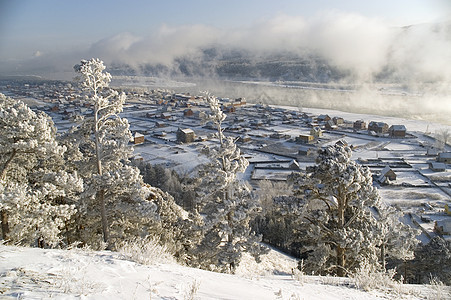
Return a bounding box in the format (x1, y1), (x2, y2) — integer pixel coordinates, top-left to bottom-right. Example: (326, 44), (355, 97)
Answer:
(0, 0), (449, 61)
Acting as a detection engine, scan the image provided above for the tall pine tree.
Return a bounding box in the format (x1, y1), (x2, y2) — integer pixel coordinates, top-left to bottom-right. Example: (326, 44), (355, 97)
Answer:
(65, 59), (156, 248)
(289, 145), (417, 276)
(190, 93), (266, 273)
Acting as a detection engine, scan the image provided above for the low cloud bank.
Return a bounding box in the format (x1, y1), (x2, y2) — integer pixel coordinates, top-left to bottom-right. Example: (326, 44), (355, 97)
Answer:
(1, 12), (450, 121)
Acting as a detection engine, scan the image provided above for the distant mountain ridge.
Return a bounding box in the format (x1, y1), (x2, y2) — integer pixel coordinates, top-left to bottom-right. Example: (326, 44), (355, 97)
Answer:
(108, 21), (451, 85)
(109, 49), (351, 83)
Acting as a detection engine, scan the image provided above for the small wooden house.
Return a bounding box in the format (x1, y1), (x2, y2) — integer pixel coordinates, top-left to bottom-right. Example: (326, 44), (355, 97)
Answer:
(317, 114), (331, 123)
(310, 126), (323, 138)
(389, 125), (407, 138)
(297, 134), (314, 144)
(426, 147), (440, 156)
(429, 162), (446, 172)
(332, 117), (344, 125)
(183, 108), (194, 117)
(353, 120), (367, 130)
(176, 128), (195, 143)
(325, 120), (337, 130)
(335, 139), (348, 147)
(133, 132), (145, 144)
(298, 145), (316, 156)
(368, 121), (389, 134)
(160, 112), (171, 119)
(289, 160), (301, 170)
(238, 135), (252, 143)
(155, 121), (167, 128)
(377, 166), (396, 184)
(437, 152), (451, 164)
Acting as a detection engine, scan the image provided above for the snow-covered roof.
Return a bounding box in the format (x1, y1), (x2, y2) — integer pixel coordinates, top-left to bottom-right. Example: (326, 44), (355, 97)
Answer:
(389, 125), (406, 131)
(380, 165), (394, 176)
(180, 128), (194, 134)
(430, 162), (446, 170)
(438, 152), (451, 159)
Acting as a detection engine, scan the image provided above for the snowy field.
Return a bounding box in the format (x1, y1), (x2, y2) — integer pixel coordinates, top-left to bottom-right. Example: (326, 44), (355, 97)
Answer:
(1, 244), (449, 299)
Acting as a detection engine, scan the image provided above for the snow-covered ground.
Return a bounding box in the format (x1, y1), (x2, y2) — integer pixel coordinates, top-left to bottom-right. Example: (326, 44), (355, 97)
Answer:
(1, 244), (449, 299)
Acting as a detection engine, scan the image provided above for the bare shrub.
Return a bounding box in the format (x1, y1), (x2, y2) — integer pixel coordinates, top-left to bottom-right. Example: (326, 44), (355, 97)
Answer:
(183, 280), (201, 300)
(117, 237), (175, 265)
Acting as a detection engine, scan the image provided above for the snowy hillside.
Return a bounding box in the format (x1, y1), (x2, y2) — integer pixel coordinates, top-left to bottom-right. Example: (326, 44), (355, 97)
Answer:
(1, 244), (448, 299)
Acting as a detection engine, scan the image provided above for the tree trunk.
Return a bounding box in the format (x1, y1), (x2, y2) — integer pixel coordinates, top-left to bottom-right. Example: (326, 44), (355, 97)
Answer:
(336, 189), (346, 276)
(94, 102), (110, 248)
(1, 210), (10, 242)
(98, 189), (110, 247)
(381, 243), (386, 270)
(0, 150), (17, 180)
(336, 246), (346, 277)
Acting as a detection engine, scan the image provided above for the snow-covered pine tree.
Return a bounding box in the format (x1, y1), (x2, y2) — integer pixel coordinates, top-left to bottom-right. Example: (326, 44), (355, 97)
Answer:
(0, 93), (82, 246)
(289, 145), (416, 277)
(66, 59), (157, 248)
(411, 236), (451, 285)
(376, 203), (418, 269)
(190, 93), (266, 273)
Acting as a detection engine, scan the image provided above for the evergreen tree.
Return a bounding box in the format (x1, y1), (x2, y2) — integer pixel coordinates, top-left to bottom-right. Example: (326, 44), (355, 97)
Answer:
(190, 93), (266, 273)
(66, 59), (156, 248)
(0, 94), (82, 246)
(411, 237), (451, 285)
(289, 145), (417, 276)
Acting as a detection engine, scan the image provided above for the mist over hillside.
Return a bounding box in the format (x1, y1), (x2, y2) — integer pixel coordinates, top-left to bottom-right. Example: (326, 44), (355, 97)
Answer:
(109, 48), (350, 83)
(1, 14), (450, 123)
(104, 20), (451, 124)
(104, 21), (451, 87)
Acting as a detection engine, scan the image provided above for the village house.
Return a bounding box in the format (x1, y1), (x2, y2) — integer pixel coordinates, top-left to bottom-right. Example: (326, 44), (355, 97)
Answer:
(429, 162), (446, 172)
(335, 139), (349, 147)
(155, 121), (167, 128)
(296, 134), (314, 144)
(298, 145), (317, 156)
(317, 114), (331, 123)
(377, 166), (397, 184)
(183, 108), (194, 117)
(368, 121), (389, 134)
(389, 125), (407, 138)
(289, 160), (301, 170)
(437, 152), (451, 164)
(332, 117), (344, 126)
(353, 120), (367, 130)
(160, 112), (171, 119)
(270, 132), (288, 140)
(176, 128), (195, 143)
(146, 112), (156, 118)
(325, 120), (337, 130)
(238, 135), (252, 143)
(133, 132), (145, 144)
(153, 131), (167, 138)
(426, 147), (440, 156)
(310, 126), (323, 138)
